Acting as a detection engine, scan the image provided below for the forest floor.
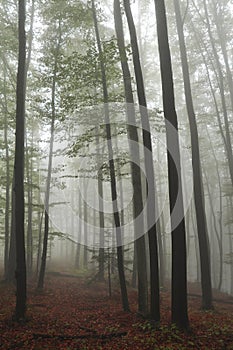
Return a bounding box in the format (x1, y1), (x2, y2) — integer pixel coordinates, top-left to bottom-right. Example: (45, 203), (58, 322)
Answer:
(0, 272), (233, 349)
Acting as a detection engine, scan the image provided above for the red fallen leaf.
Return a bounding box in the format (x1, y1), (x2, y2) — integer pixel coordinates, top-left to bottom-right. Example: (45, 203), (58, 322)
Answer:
(0, 275), (232, 349)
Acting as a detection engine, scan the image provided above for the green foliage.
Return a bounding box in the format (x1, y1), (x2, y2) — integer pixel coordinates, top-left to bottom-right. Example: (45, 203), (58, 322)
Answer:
(57, 37), (125, 110)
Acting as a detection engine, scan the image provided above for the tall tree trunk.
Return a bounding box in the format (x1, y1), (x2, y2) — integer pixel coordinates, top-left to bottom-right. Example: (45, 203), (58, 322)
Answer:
(14, 0), (27, 321)
(6, 0), (34, 284)
(7, 176), (16, 283)
(205, 126), (223, 290)
(25, 0), (35, 277)
(83, 179), (88, 269)
(3, 66), (10, 280)
(154, 0), (189, 329)
(114, 0), (148, 315)
(75, 191), (82, 269)
(173, 0), (213, 310)
(123, 0), (160, 322)
(36, 210), (43, 277)
(92, 0), (129, 311)
(37, 19), (62, 290)
(26, 135), (33, 275)
(95, 128), (105, 280)
(228, 198), (233, 295)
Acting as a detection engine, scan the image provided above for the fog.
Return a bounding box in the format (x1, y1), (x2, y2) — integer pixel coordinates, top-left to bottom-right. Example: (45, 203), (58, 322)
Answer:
(0, 0), (233, 332)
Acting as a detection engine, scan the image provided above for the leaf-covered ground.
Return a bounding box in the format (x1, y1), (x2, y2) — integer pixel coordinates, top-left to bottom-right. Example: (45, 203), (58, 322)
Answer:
(0, 273), (232, 349)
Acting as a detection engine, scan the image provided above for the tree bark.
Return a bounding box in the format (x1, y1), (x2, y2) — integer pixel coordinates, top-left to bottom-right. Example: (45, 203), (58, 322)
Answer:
(14, 0), (27, 321)
(123, 0), (160, 322)
(37, 18), (62, 290)
(92, 0), (130, 311)
(114, 0), (148, 315)
(154, 0), (189, 329)
(95, 128), (105, 281)
(3, 66), (10, 280)
(173, 0), (213, 310)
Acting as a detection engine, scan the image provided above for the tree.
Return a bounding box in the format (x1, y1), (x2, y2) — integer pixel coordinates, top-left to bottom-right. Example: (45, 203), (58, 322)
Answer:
(154, 0), (189, 329)
(3, 65), (10, 280)
(37, 14), (62, 290)
(173, 0), (213, 310)
(25, 0), (35, 276)
(114, 0), (148, 315)
(91, 0), (129, 311)
(14, 0), (27, 321)
(123, 0), (160, 322)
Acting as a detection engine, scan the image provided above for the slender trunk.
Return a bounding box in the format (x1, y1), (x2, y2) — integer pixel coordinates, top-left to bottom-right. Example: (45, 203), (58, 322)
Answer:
(123, 0), (160, 321)
(228, 198), (233, 295)
(205, 126), (223, 290)
(7, 177), (16, 283)
(95, 128), (105, 280)
(114, 0), (148, 315)
(131, 243), (137, 288)
(92, 0), (129, 311)
(203, 168), (223, 291)
(157, 141), (166, 283)
(37, 19), (62, 290)
(25, 0), (35, 276)
(83, 181), (88, 269)
(3, 67), (10, 279)
(75, 192), (82, 269)
(154, 0), (189, 329)
(26, 135), (33, 275)
(36, 210), (43, 277)
(14, 0), (27, 320)
(173, 0), (212, 309)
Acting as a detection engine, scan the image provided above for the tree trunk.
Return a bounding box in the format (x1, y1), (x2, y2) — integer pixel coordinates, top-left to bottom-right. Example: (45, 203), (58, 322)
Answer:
(37, 18), (62, 290)
(83, 180), (88, 269)
(92, 0), (130, 311)
(36, 210), (43, 277)
(154, 0), (189, 329)
(3, 66), (10, 280)
(123, 0), (160, 322)
(14, 0), (27, 321)
(114, 0), (148, 315)
(75, 191), (82, 269)
(7, 177), (16, 283)
(26, 135), (33, 275)
(95, 128), (105, 280)
(173, 0), (213, 310)
(25, 0), (35, 277)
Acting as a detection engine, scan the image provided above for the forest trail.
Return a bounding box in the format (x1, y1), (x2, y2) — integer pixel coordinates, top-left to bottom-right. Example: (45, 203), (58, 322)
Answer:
(0, 274), (233, 349)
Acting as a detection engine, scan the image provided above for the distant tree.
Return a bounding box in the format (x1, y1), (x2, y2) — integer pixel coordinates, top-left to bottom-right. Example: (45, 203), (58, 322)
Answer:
(201, 0), (233, 187)
(14, 0), (27, 321)
(154, 0), (189, 329)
